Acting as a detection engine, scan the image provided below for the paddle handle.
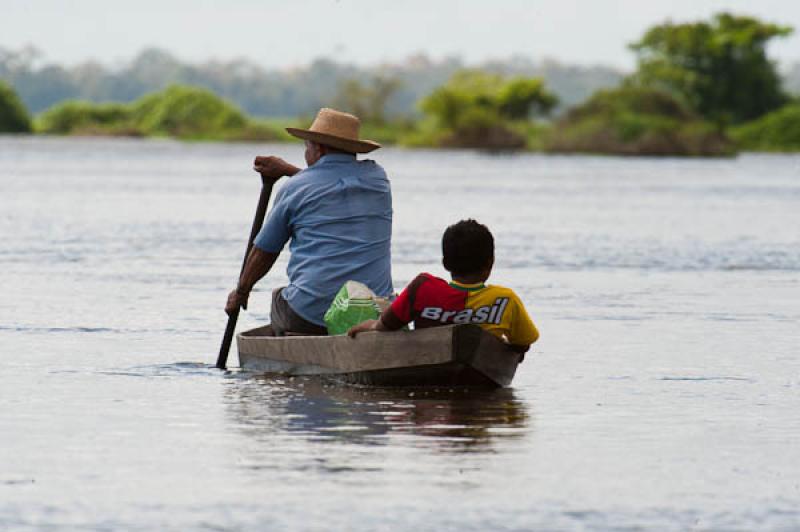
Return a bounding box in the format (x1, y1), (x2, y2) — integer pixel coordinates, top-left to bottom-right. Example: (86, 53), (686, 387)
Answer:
(216, 178), (276, 369)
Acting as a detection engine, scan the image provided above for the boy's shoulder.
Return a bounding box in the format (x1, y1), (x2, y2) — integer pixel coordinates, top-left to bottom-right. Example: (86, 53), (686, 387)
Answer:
(400, 273), (453, 301)
(407, 272), (447, 287)
(483, 283), (517, 295)
(481, 283), (525, 304)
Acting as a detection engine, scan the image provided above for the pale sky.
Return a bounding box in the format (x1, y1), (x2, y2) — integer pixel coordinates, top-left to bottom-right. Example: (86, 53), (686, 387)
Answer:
(4, 0), (800, 69)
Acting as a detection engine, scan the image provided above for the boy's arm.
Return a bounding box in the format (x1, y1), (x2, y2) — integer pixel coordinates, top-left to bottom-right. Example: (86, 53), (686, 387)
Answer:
(347, 277), (424, 338)
(347, 306), (405, 338)
(347, 317), (391, 337)
(506, 291), (539, 351)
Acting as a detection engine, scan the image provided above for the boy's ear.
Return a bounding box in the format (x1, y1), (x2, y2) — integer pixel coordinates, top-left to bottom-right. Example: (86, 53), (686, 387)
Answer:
(481, 256), (495, 279)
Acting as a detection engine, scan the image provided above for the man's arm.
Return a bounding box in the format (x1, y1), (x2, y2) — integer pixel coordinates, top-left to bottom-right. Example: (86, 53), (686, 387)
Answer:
(224, 154), (299, 316)
(254, 156), (301, 178)
(225, 247), (280, 315)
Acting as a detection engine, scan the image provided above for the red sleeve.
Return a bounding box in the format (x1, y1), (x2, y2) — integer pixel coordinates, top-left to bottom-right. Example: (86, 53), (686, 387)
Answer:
(382, 274), (429, 329)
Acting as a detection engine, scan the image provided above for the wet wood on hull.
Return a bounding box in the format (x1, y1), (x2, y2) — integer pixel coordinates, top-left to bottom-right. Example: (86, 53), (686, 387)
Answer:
(236, 324), (522, 388)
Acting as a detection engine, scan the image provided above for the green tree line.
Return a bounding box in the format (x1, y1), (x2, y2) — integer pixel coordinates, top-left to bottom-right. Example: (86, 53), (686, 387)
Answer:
(0, 79), (32, 132)
(547, 12), (798, 155)
(0, 46), (621, 117)
(30, 85), (285, 141)
(3, 12), (799, 153)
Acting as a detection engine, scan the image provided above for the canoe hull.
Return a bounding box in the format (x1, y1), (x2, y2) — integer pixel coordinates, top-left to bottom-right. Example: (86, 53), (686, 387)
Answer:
(237, 324), (521, 388)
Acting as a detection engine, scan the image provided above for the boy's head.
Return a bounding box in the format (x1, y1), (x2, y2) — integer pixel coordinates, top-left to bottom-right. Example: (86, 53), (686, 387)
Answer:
(442, 219), (494, 281)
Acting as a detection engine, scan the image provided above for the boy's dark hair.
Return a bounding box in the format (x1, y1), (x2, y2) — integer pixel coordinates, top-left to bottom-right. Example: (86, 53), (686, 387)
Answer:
(442, 219), (494, 276)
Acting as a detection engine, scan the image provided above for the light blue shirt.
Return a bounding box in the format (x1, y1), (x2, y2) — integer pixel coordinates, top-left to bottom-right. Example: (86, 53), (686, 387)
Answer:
(254, 153), (393, 326)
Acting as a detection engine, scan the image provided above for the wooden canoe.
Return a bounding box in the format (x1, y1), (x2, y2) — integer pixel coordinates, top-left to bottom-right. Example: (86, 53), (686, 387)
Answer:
(236, 324), (523, 388)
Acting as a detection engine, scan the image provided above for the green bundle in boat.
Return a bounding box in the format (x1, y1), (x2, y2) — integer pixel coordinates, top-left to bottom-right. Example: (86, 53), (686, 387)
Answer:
(324, 281), (382, 336)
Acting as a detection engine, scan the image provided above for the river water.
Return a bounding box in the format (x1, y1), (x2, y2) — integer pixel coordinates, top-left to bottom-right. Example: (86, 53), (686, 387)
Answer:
(1, 136), (799, 531)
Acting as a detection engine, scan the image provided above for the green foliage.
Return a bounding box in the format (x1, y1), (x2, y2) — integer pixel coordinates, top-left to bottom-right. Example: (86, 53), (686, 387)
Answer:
(630, 12), (793, 125)
(547, 86), (733, 156)
(417, 70), (557, 149)
(0, 79), (32, 133)
(131, 85), (247, 138)
(2, 46), (623, 117)
(36, 101), (133, 134)
(222, 119), (293, 142)
(333, 76), (402, 125)
(34, 84), (283, 141)
(357, 119), (416, 145)
(730, 103), (800, 151)
(498, 78), (558, 120)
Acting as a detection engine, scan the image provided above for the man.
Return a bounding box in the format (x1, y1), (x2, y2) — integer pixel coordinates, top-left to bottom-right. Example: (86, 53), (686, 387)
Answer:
(225, 108), (393, 335)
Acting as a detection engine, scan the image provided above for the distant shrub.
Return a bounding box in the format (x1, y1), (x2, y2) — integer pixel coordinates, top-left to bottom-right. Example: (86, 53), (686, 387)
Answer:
(0, 80), (32, 133)
(730, 103), (800, 152)
(221, 120), (287, 142)
(357, 118), (415, 145)
(131, 85), (248, 139)
(34, 84), (284, 141)
(416, 70), (557, 150)
(547, 86), (733, 156)
(36, 101), (135, 134)
(629, 13), (792, 125)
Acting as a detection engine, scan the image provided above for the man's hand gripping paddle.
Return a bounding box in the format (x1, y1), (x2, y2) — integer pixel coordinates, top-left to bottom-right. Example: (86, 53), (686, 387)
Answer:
(215, 174), (277, 370)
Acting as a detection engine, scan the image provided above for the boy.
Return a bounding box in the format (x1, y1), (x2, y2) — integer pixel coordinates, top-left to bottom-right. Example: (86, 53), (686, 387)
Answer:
(348, 219), (539, 353)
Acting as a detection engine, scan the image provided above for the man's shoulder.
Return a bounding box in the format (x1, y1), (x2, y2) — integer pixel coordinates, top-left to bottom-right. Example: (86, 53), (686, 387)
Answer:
(357, 158), (383, 169)
(286, 166), (318, 184)
(293, 158), (386, 181)
(277, 168), (321, 196)
(353, 158), (387, 180)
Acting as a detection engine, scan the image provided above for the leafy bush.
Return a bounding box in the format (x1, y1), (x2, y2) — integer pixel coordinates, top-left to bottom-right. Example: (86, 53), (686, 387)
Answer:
(221, 120), (291, 142)
(547, 86), (732, 156)
(131, 85), (248, 138)
(498, 78), (558, 120)
(34, 84), (282, 141)
(0, 80), (32, 133)
(730, 103), (800, 152)
(630, 13), (792, 125)
(416, 70), (557, 149)
(332, 76), (402, 125)
(36, 101), (134, 134)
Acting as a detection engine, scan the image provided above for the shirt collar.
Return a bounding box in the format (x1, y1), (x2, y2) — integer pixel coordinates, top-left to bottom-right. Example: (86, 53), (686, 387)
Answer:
(449, 280), (486, 292)
(318, 153), (357, 164)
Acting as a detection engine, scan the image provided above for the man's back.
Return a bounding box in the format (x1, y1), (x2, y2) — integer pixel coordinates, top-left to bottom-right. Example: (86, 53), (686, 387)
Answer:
(254, 153), (393, 325)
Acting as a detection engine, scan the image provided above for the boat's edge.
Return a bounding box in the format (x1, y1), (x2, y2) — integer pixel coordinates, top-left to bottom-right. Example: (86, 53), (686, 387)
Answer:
(236, 324), (521, 388)
(453, 326), (521, 387)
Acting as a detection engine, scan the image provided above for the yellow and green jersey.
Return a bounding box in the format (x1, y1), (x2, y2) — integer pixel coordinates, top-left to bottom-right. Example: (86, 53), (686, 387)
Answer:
(382, 273), (539, 347)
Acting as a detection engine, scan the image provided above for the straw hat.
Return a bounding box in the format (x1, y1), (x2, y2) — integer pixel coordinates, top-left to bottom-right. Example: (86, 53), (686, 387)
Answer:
(286, 108), (381, 154)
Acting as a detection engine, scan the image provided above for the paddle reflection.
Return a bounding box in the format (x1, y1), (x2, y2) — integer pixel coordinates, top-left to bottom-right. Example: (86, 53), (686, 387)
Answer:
(224, 374), (531, 452)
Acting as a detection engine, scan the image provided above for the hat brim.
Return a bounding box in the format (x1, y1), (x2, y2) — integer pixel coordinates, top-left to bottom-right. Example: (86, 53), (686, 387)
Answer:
(286, 127), (381, 154)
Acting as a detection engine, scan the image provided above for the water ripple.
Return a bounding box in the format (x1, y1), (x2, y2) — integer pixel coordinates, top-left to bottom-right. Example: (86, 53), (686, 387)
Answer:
(659, 376), (754, 382)
(95, 362), (218, 378)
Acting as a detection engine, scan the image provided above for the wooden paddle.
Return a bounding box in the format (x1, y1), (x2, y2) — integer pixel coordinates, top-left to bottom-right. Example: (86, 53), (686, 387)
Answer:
(216, 175), (277, 370)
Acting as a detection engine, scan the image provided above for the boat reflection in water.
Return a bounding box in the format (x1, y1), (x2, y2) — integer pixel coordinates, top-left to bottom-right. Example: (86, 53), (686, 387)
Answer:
(224, 374), (531, 453)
